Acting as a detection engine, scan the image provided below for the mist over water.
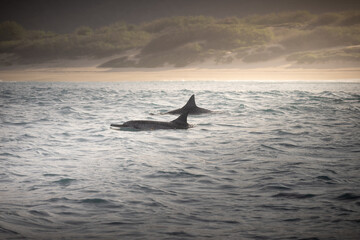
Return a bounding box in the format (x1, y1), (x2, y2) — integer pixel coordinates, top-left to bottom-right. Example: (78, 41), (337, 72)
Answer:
(1, 81), (360, 240)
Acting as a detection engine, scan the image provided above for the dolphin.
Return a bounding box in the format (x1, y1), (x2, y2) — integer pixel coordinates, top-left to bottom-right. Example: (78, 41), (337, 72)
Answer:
(110, 112), (191, 130)
(167, 95), (211, 115)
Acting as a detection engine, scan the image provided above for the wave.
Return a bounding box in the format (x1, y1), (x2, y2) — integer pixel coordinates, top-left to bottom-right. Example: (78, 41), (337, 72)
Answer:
(80, 198), (110, 204)
(316, 175), (333, 181)
(272, 192), (317, 199)
(2, 81), (360, 240)
(336, 193), (360, 201)
(144, 170), (205, 179)
(53, 178), (77, 186)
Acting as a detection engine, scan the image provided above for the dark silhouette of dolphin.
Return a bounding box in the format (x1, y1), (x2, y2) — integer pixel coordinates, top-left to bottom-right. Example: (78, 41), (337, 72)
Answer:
(111, 112), (191, 130)
(167, 95), (211, 115)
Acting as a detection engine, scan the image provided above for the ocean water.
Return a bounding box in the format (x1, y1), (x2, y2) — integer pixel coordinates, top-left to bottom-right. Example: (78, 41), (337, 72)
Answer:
(1, 81), (360, 240)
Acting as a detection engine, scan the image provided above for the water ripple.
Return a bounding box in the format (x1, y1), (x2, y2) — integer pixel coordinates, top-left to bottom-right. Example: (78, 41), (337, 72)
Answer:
(1, 81), (360, 240)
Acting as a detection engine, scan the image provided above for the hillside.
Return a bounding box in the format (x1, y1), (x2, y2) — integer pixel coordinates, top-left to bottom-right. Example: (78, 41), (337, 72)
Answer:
(1, 11), (360, 68)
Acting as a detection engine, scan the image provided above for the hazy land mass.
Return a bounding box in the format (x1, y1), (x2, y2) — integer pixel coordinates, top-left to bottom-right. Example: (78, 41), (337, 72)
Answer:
(1, 11), (360, 81)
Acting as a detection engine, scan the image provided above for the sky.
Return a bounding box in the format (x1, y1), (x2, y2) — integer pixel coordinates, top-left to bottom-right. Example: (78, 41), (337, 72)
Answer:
(1, 0), (360, 33)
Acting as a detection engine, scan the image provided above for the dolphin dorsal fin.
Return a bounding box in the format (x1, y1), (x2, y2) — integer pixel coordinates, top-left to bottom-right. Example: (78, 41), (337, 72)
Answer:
(183, 94), (196, 108)
(171, 111), (188, 125)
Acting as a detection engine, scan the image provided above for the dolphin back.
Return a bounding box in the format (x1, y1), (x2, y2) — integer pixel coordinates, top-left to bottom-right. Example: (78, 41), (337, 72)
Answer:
(111, 112), (190, 131)
(171, 111), (189, 128)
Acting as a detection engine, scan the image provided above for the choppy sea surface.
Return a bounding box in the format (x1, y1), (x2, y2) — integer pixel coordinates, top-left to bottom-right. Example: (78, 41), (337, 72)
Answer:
(1, 81), (360, 240)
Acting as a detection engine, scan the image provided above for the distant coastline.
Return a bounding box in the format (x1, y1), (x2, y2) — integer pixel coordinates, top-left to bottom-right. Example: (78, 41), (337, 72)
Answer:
(0, 56), (359, 82)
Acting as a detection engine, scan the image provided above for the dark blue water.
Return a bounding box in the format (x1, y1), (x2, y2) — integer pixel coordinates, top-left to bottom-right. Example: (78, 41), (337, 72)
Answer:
(1, 81), (360, 240)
